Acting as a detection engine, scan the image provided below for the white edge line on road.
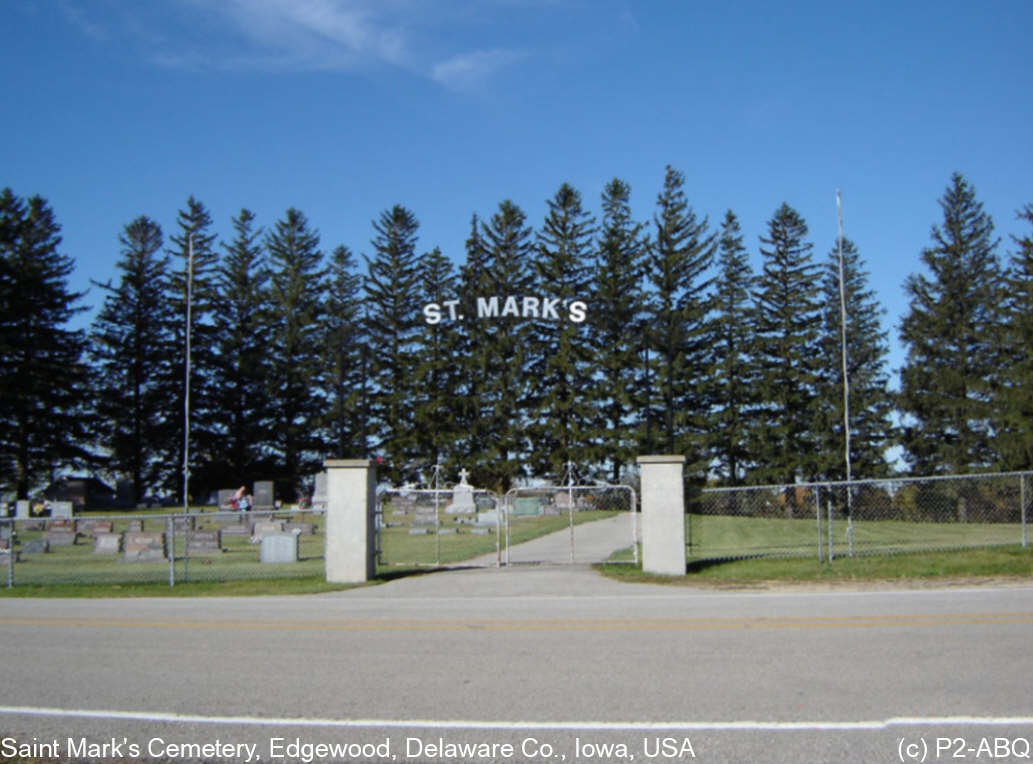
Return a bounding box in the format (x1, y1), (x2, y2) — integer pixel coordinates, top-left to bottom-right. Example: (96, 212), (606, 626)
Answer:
(1, 707), (1030, 732)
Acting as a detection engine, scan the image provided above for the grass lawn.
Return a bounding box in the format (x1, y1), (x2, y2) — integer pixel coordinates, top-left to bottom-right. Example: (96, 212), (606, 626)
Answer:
(598, 544), (1033, 586)
(683, 513), (1025, 559)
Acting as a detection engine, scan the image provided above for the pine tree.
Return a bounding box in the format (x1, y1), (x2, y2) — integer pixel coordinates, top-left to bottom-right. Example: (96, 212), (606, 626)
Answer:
(210, 209), (276, 488)
(364, 205), (422, 485)
(163, 196), (219, 501)
(322, 244), (369, 460)
(528, 183), (597, 479)
(476, 200), (536, 491)
(457, 214), (495, 483)
(413, 246), (463, 471)
(591, 178), (648, 483)
(815, 237), (895, 480)
(706, 210), (758, 485)
(643, 166), (715, 473)
(899, 173), (1002, 474)
(266, 207), (328, 498)
(752, 203), (823, 487)
(990, 203), (1033, 469)
(90, 216), (175, 503)
(0, 189), (91, 499)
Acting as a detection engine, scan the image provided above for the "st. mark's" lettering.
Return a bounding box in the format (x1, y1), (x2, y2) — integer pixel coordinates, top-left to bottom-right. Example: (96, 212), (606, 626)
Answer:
(423, 296), (587, 325)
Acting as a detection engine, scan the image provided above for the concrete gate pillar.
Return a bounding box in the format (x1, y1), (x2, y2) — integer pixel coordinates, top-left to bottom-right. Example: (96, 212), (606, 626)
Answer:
(324, 459), (376, 583)
(637, 455), (686, 576)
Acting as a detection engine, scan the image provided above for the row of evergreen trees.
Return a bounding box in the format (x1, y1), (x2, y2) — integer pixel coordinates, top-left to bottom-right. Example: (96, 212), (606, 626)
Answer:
(2, 169), (1031, 502)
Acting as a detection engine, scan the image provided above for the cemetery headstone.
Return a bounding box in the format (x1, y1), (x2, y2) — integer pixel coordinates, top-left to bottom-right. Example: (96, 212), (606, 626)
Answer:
(311, 472), (328, 510)
(22, 539), (49, 554)
(15, 501), (30, 520)
(390, 495), (420, 514)
(411, 508), (437, 527)
(93, 533), (122, 555)
(123, 531), (166, 562)
(476, 509), (499, 526)
(172, 515), (196, 531)
(446, 469), (477, 514)
(250, 520), (284, 543)
(78, 519), (114, 537)
(186, 529), (222, 554)
(512, 497), (542, 517)
(217, 488), (237, 510)
(253, 481), (275, 512)
(50, 501), (74, 519)
(44, 521), (78, 546)
(260, 531), (299, 563)
(219, 521), (249, 538)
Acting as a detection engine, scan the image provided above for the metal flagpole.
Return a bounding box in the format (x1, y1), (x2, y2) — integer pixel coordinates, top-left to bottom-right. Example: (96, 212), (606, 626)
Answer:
(836, 190), (854, 556)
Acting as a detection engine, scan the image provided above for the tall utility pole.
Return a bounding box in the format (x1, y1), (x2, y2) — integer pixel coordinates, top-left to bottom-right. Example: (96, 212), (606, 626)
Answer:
(836, 190), (854, 554)
(835, 191), (850, 484)
(183, 233), (194, 513)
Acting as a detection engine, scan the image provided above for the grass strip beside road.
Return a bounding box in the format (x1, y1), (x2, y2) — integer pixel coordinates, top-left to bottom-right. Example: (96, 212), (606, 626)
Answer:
(598, 545), (1033, 587)
(3, 546), (1031, 597)
(0, 576), (359, 598)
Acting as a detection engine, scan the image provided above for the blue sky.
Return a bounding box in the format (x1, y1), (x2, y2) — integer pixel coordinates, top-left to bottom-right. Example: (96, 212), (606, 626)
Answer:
(3, 1), (1031, 380)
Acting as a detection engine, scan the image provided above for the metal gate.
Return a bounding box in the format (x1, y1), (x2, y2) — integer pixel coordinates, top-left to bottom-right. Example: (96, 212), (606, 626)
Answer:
(375, 487), (503, 568)
(501, 484), (639, 566)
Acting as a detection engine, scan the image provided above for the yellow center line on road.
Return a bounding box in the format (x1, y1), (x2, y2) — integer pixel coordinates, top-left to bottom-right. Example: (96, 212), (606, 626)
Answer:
(1, 612), (1032, 632)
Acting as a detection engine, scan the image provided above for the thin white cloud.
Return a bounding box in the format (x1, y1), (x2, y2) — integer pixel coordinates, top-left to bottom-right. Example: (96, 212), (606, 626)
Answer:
(214, 0), (411, 70)
(57, 0), (534, 87)
(431, 48), (526, 90)
(59, 1), (110, 41)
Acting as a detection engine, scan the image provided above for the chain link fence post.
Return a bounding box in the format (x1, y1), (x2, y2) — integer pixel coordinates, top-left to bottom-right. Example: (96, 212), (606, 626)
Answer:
(827, 492), (834, 563)
(166, 515), (175, 587)
(846, 483), (855, 557)
(183, 515), (190, 584)
(4, 518), (13, 588)
(1022, 473), (1029, 549)
(815, 485), (824, 563)
(632, 487), (640, 566)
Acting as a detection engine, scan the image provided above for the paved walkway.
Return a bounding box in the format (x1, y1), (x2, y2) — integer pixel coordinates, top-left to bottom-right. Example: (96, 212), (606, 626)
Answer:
(467, 511), (638, 567)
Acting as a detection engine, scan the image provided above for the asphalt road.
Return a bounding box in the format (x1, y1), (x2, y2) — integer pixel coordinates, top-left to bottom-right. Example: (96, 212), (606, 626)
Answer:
(1, 553), (1032, 762)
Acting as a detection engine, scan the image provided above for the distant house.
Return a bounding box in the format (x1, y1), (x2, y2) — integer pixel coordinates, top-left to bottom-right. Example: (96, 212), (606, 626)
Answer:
(42, 477), (116, 511)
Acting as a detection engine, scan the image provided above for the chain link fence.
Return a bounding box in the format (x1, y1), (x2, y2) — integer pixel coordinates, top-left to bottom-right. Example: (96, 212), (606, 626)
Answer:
(1, 509), (325, 588)
(694, 472), (1031, 562)
(6, 471), (1026, 586)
